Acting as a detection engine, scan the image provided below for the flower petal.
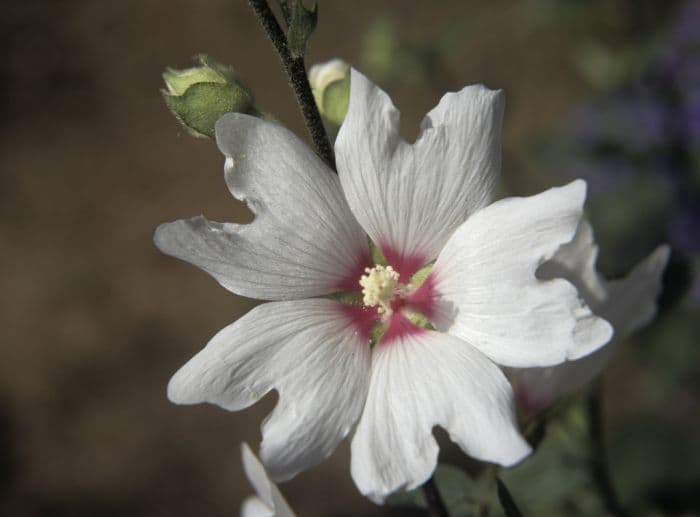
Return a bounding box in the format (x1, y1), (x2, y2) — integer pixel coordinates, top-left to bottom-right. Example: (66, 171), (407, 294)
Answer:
(431, 180), (613, 368)
(241, 443), (295, 517)
(241, 497), (274, 517)
(350, 330), (530, 503)
(537, 220), (608, 307)
(539, 222), (669, 339)
(511, 244), (669, 413)
(335, 69), (504, 274)
(154, 113), (369, 300)
(508, 347), (614, 414)
(599, 244), (670, 337)
(168, 299), (371, 481)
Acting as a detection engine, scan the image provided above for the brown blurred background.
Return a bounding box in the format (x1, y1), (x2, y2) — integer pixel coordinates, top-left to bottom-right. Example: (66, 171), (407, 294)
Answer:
(1, 1), (696, 516)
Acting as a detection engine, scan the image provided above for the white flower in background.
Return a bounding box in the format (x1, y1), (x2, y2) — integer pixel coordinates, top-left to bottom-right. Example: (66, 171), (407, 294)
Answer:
(241, 442), (295, 517)
(510, 221), (670, 414)
(308, 58), (349, 105)
(154, 68), (612, 502)
(309, 58), (351, 128)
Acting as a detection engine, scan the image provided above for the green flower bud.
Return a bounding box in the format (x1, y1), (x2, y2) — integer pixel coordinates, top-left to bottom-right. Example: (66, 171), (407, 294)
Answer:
(162, 55), (258, 139)
(309, 58), (350, 128)
(286, 0), (318, 59)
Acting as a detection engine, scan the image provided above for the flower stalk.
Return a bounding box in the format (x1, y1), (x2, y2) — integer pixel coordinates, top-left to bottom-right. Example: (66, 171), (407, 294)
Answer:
(587, 381), (630, 517)
(247, 0), (336, 171)
(496, 476), (524, 517)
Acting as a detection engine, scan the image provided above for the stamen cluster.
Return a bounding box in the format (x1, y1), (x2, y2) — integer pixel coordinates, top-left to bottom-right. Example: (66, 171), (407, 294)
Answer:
(359, 265), (401, 315)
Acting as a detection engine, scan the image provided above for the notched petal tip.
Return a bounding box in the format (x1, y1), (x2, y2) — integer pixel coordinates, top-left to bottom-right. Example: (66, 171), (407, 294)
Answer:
(535, 179), (588, 265)
(420, 83), (505, 132)
(343, 68), (400, 130)
(157, 109), (369, 300)
(567, 309), (614, 361)
(432, 178), (597, 368)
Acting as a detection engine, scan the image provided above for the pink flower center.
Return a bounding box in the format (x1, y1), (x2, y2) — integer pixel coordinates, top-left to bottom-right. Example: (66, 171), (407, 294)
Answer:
(335, 246), (438, 347)
(359, 264), (407, 317)
(338, 259), (438, 347)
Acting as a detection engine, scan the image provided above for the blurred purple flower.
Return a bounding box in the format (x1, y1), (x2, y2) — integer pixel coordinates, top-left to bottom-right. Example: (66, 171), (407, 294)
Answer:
(671, 0), (700, 46)
(685, 88), (700, 142)
(549, 0), (700, 303)
(570, 96), (668, 152)
(669, 202), (700, 254)
(691, 275), (700, 303)
(561, 156), (638, 197)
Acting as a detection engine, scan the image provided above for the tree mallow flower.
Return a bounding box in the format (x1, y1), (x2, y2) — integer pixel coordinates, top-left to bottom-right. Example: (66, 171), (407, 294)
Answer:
(154, 68), (612, 502)
(241, 442), (295, 517)
(510, 221), (670, 414)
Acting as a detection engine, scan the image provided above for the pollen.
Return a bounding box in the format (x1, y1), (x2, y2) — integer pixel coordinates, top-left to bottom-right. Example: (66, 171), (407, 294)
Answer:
(359, 265), (400, 315)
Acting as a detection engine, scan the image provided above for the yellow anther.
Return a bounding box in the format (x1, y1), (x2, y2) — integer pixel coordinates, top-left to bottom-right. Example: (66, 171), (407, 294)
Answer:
(359, 265), (400, 315)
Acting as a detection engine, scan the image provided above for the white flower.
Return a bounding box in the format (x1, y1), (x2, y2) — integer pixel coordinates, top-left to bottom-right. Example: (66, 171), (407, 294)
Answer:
(241, 443), (295, 517)
(309, 58), (351, 128)
(308, 58), (350, 101)
(154, 69), (612, 502)
(510, 221), (670, 413)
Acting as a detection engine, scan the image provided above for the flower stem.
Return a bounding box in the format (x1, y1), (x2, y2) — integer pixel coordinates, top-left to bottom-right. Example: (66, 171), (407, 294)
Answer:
(421, 475), (449, 517)
(247, 0), (336, 171)
(496, 476), (524, 517)
(587, 381), (630, 517)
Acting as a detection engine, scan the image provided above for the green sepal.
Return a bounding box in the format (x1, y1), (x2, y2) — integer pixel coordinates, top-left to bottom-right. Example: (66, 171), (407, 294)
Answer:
(276, 0), (292, 24)
(326, 290), (363, 305)
(369, 320), (386, 348)
(161, 55), (257, 139)
(325, 290), (384, 348)
(163, 82), (256, 139)
(409, 260), (435, 288)
(404, 310), (435, 331)
(369, 240), (387, 266)
(287, 0), (318, 59)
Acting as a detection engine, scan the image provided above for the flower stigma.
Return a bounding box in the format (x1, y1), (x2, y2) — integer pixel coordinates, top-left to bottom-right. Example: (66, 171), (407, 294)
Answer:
(359, 265), (410, 317)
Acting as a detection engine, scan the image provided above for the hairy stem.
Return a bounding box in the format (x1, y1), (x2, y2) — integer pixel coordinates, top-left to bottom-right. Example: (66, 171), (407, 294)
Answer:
(422, 475), (450, 517)
(588, 381), (630, 517)
(247, 0), (336, 171)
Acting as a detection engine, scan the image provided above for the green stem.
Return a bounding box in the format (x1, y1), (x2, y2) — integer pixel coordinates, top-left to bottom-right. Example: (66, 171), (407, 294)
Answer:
(496, 476), (524, 517)
(247, 0), (336, 171)
(588, 381), (630, 517)
(421, 475), (449, 517)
